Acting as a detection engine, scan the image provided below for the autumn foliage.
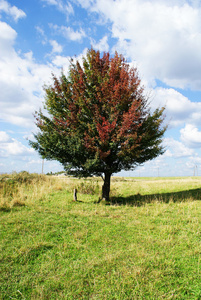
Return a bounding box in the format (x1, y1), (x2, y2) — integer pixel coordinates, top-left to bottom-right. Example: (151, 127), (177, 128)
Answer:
(30, 49), (166, 201)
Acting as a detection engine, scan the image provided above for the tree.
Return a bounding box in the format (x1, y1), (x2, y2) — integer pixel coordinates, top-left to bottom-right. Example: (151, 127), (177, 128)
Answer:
(30, 49), (166, 201)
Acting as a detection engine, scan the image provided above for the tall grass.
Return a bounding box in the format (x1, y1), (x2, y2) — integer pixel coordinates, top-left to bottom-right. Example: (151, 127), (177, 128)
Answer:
(0, 172), (64, 211)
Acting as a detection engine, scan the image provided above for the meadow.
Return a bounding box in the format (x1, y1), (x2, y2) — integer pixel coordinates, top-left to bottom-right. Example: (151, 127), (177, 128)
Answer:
(0, 172), (201, 299)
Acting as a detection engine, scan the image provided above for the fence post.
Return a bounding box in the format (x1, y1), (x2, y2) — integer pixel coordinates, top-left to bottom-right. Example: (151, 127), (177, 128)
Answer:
(73, 188), (77, 201)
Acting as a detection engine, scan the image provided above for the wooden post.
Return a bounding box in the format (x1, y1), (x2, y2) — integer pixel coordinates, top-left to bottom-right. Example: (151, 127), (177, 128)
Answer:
(73, 189), (77, 201)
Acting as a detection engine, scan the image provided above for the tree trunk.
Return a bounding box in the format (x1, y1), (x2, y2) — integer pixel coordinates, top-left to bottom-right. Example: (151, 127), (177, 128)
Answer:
(102, 172), (111, 202)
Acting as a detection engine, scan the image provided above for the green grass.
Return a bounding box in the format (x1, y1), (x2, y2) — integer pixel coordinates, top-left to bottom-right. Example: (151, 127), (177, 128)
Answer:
(0, 174), (201, 299)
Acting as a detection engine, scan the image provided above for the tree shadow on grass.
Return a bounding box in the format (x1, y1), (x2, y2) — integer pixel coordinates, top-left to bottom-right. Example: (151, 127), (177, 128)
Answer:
(110, 188), (201, 206)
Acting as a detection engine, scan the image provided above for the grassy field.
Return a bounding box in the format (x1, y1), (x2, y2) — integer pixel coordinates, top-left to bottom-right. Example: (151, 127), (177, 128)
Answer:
(0, 173), (201, 299)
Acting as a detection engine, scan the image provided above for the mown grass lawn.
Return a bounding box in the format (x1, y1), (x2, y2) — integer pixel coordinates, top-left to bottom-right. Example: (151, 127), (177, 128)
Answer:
(0, 175), (201, 299)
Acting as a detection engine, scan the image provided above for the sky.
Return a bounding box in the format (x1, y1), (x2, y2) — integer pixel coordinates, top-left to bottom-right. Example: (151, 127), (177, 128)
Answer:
(1, 0), (201, 177)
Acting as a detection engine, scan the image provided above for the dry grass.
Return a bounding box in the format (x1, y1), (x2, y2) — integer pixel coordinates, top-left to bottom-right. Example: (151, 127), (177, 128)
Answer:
(0, 172), (68, 210)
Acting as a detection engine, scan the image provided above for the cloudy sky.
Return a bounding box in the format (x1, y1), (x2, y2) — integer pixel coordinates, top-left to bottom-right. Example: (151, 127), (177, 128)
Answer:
(1, 0), (201, 176)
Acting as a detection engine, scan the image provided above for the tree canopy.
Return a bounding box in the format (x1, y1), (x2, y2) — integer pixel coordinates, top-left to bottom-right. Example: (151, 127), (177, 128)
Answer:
(30, 48), (166, 201)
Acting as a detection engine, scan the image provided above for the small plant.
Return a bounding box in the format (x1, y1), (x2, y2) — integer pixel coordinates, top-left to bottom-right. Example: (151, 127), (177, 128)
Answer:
(74, 180), (100, 195)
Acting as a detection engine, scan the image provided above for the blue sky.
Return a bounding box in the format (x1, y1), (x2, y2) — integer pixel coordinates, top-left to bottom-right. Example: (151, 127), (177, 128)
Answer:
(1, 0), (201, 176)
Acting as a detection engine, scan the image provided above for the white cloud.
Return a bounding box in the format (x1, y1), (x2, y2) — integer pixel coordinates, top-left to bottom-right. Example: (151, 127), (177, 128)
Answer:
(0, 21), (17, 55)
(42, 0), (58, 4)
(163, 137), (194, 158)
(91, 35), (109, 52)
(49, 40), (63, 53)
(0, 132), (34, 157)
(180, 124), (201, 148)
(4, 140), (33, 156)
(51, 24), (86, 41)
(36, 26), (48, 45)
(41, 0), (74, 19)
(77, 0), (201, 90)
(152, 87), (201, 127)
(52, 55), (71, 68)
(36, 26), (45, 37)
(52, 48), (88, 70)
(75, 0), (93, 9)
(0, 131), (11, 142)
(0, 22), (60, 127)
(0, 0), (26, 21)
(36, 29), (63, 55)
